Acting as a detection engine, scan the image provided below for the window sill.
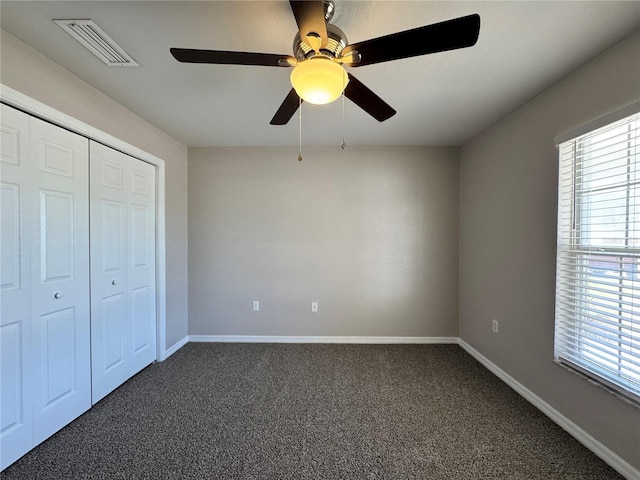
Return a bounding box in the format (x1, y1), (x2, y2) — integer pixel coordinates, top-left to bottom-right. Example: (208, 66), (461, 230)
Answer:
(554, 359), (640, 409)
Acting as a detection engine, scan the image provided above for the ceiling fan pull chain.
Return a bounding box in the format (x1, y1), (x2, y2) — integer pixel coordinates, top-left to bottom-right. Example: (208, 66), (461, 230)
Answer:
(298, 96), (303, 161)
(341, 76), (347, 150)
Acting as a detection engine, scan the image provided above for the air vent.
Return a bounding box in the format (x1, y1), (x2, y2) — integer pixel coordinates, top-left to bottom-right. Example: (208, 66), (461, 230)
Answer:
(54, 19), (138, 66)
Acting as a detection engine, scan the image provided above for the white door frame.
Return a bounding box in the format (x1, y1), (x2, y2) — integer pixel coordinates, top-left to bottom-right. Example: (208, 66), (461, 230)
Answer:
(1, 84), (169, 361)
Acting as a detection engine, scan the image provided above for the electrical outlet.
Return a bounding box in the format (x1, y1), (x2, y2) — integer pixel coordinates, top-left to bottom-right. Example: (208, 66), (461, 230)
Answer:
(492, 319), (499, 334)
(252, 301), (260, 312)
(311, 302), (318, 313)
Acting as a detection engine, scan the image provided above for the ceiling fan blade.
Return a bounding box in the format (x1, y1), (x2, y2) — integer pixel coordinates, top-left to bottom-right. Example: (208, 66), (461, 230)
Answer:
(270, 89), (303, 125)
(344, 73), (396, 122)
(170, 48), (295, 67)
(342, 14), (480, 67)
(289, 0), (328, 49)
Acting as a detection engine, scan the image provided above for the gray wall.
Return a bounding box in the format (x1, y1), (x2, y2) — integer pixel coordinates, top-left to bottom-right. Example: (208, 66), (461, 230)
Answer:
(4, 17), (637, 469)
(1, 29), (189, 350)
(459, 30), (640, 469)
(189, 146), (459, 337)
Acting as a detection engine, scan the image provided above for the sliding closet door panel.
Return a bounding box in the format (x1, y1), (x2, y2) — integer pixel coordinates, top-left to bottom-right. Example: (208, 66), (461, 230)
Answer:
(29, 117), (90, 444)
(0, 105), (34, 470)
(90, 144), (129, 401)
(90, 142), (156, 404)
(128, 159), (156, 374)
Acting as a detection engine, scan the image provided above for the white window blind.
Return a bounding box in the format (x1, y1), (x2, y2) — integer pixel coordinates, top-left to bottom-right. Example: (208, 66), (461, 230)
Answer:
(555, 110), (640, 404)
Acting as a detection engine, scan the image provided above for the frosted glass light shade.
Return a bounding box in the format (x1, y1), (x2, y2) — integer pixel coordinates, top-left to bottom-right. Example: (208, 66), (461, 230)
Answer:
(290, 57), (349, 105)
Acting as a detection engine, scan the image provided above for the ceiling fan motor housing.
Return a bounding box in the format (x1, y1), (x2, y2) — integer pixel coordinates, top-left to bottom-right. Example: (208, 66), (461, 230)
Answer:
(293, 23), (348, 61)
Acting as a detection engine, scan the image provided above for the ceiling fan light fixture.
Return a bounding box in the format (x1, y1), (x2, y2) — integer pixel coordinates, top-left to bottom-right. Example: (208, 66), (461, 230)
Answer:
(290, 56), (348, 105)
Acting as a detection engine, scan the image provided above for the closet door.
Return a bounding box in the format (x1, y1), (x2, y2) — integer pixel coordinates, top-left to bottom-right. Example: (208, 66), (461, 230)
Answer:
(0, 105), (33, 470)
(90, 142), (156, 404)
(29, 117), (91, 444)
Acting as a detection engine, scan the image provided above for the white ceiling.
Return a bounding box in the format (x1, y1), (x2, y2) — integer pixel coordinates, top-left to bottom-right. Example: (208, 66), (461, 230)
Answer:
(2, 1), (639, 147)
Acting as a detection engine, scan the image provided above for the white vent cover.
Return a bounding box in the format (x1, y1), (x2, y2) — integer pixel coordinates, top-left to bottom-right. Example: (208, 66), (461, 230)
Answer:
(54, 19), (138, 66)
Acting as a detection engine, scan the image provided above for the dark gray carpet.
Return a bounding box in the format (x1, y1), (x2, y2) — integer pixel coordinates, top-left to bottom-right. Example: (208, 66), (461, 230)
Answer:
(2, 343), (624, 479)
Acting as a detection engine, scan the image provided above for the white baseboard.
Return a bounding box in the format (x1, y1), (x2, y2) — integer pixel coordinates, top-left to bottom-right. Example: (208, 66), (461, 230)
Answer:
(160, 335), (189, 361)
(189, 335), (459, 344)
(458, 339), (640, 480)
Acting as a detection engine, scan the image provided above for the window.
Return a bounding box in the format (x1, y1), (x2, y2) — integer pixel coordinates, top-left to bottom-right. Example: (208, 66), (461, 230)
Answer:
(555, 110), (640, 404)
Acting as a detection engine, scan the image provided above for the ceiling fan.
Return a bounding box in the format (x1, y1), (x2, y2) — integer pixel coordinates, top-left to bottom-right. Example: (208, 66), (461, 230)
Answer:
(170, 1), (480, 126)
